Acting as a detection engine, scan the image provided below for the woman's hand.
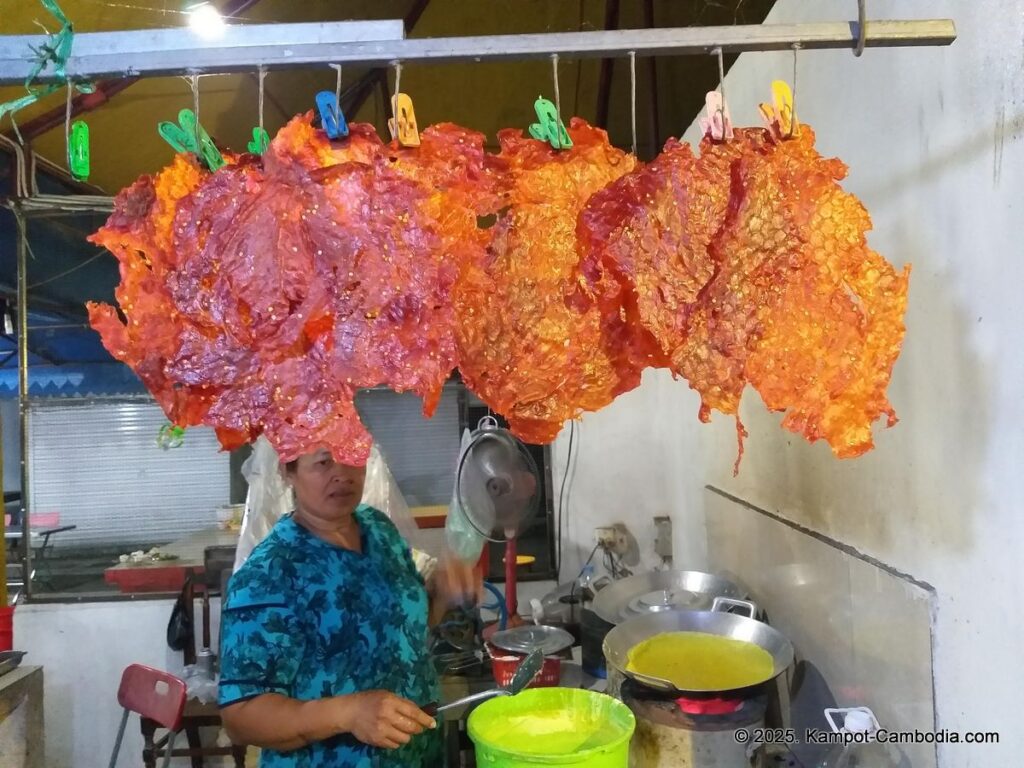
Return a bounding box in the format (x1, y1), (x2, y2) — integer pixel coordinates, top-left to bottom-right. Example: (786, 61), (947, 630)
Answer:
(341, 690), (436, 750)
(431, 555), (483, 609)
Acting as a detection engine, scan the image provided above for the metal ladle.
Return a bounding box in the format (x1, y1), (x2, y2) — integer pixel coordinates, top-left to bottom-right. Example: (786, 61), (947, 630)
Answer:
(424, 648), (545, 716)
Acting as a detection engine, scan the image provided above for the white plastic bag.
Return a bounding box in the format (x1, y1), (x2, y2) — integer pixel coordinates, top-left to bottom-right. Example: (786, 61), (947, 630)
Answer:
(444, 428), (487, 564)
(233, 437), (435, 576)
(233, 437), (292, 571)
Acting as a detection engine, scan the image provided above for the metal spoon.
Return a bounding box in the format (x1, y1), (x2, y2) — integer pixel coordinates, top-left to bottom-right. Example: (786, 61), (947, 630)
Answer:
(425, 648), (545, 715)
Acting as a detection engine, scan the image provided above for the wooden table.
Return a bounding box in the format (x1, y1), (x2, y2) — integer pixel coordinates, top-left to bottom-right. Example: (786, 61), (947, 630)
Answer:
(104, 527), (239, 594)
(0, 666), (44, 768)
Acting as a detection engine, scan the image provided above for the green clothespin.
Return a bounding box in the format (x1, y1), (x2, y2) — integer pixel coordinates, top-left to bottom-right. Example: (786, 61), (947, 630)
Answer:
(0, 0), (95, 128)
(68, 120), (89, 180)
(157, 108), (225, 171)
(528, 96), (572, 150)
(156, 423), (185, 450)
(246, 126), (269, 155)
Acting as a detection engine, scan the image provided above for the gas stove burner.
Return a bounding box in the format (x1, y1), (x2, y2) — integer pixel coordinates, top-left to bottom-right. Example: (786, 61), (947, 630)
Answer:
(673, 695), (744, 716)
(621, 677), (768, 726)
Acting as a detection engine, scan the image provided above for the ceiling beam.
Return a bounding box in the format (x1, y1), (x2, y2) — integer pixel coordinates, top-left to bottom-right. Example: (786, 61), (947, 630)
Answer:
(0, 20), (957, 84)
(2, 0), (274, 143)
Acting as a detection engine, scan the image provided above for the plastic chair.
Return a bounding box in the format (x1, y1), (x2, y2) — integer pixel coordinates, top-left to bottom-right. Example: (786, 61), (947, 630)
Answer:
(108, 664), (187, 768)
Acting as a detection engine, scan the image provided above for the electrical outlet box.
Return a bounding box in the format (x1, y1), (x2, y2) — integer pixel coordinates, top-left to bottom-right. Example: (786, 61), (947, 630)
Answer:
(611, 523), (630, 556)
(654, 516), (673, 559)
(595, 526), (616, 548)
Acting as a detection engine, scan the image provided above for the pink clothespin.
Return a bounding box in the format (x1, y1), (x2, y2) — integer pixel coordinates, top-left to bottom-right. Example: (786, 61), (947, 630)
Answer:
(699, 91), (734, 141)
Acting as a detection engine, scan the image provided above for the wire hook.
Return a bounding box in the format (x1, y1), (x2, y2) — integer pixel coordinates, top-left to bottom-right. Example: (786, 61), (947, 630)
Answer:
(392, 59), (402, 137)
(189, 74), (200, 150)
(64, 79), (73, 171)
(854, 0), (867, 56)
(257, 65), (266, 135)
(629, 51), (638, 156)
(790, 43), (800, 138)
(714, 46), (732, 141)
(551, 53), (564, 142)
(329, 63), (342, 115)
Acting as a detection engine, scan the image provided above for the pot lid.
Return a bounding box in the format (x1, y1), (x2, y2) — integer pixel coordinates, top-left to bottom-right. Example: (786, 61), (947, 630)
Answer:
(490, 624), (575, 656)
(592, 570), (746, 625)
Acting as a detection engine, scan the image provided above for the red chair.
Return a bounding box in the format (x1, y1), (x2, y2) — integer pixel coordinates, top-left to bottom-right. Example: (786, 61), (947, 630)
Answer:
(108, 664), (187, 768)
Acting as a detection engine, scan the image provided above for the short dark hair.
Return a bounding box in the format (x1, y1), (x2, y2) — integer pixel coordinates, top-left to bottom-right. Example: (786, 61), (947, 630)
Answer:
(284, 459), (298, 473)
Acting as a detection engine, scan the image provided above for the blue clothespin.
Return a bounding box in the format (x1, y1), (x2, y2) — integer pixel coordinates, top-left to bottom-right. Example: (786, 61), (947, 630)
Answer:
(315, 91), (348, 139)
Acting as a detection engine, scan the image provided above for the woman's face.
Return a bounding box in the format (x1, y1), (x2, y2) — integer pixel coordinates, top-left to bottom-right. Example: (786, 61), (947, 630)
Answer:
(287, 448), (366, 524)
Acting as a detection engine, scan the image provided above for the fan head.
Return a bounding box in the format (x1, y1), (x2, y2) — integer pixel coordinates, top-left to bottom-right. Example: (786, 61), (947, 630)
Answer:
(456, 418), (540, 542)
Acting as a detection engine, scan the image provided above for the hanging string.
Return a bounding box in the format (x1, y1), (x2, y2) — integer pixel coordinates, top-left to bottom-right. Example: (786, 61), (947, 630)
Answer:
(329, 63), (342, 110)
(714, 47), (727, 138)
(629, 51), (637, 156)
(551, 53), (563, 146)
(189, 74), (200, 149)
(392, 60), (402, 138)
(257, 65), (266, 135)
(64, 80), (73, 172)
(790, 43), (800, 137)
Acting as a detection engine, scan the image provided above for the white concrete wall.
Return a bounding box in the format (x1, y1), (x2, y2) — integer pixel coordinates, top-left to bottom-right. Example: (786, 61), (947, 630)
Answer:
(17, 599), (221, 768)
(554, 1), (1023, 765)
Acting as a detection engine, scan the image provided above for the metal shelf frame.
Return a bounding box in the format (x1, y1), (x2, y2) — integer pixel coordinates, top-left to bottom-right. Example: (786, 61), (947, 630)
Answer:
(0, 18), (956, 85)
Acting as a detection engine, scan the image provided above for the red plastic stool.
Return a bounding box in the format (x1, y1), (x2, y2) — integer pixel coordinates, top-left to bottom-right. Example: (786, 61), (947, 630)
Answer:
(107, 664), (187, 768)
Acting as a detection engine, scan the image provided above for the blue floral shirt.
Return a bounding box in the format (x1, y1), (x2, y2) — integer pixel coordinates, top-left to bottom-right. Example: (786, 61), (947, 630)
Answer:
(219, 505), (441, 767)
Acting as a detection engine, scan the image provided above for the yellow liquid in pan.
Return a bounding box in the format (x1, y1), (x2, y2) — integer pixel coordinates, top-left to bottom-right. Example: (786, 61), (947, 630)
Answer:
(625, 631), (774, 691)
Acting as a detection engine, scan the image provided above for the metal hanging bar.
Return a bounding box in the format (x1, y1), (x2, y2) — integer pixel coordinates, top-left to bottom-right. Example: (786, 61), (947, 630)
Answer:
(0, 19), (955, 85)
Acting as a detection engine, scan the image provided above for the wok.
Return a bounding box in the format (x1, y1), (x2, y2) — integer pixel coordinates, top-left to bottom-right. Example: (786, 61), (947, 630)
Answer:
(603, 597), (794, 697)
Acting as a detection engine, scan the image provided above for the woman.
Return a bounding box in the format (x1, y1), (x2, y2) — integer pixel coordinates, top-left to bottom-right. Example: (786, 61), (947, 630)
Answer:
(219, 447), (478, 766)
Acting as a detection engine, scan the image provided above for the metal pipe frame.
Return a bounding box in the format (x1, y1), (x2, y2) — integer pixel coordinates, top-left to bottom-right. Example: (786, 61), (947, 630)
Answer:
(1, 19), (956, 85)
(12, 206), (31, 598)
(4, 0), (275, 144)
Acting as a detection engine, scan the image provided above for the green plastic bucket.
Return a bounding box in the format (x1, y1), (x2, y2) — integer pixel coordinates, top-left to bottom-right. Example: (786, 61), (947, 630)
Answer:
(467, 688), (635, 767)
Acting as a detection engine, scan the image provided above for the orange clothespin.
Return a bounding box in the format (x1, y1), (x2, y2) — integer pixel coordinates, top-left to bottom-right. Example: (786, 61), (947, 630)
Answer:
(699, 91), (733, 141)
(759, 80), (799, 139)
(388, 93), (420, 148)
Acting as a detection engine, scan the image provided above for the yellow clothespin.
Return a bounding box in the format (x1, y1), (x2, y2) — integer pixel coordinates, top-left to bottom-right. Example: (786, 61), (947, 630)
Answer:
(759, 80), (799, 139)
(388, 93), (420, 147)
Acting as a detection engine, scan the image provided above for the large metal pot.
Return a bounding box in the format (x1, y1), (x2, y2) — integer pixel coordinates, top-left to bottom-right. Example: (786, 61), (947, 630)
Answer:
(592, 570), (746, 625)
(603, 598), (794, 697)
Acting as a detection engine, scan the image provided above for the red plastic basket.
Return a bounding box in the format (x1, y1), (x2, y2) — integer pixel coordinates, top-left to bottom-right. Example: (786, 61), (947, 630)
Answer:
(488, 645), (561, 688)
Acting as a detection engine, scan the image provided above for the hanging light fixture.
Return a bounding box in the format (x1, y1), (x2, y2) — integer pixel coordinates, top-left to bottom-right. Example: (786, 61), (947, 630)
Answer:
(185, 2), (226, 39)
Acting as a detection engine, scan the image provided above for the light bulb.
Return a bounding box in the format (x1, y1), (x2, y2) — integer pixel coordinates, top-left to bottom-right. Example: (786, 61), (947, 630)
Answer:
(187, 2), (225, 39)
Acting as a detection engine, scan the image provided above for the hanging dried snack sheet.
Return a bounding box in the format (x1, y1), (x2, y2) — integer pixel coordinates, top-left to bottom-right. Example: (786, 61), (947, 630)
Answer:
(454, 119), (640, 444)
(89, 115), (499, 465)
(89, 111), (908, 468)
(577, 124), (908, 464)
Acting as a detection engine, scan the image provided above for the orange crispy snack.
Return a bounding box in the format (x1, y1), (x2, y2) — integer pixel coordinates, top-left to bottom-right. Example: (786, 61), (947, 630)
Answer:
(745, 128), (909, 457)
(87, 155), (210, 424)
(455, 119), (639, 443)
